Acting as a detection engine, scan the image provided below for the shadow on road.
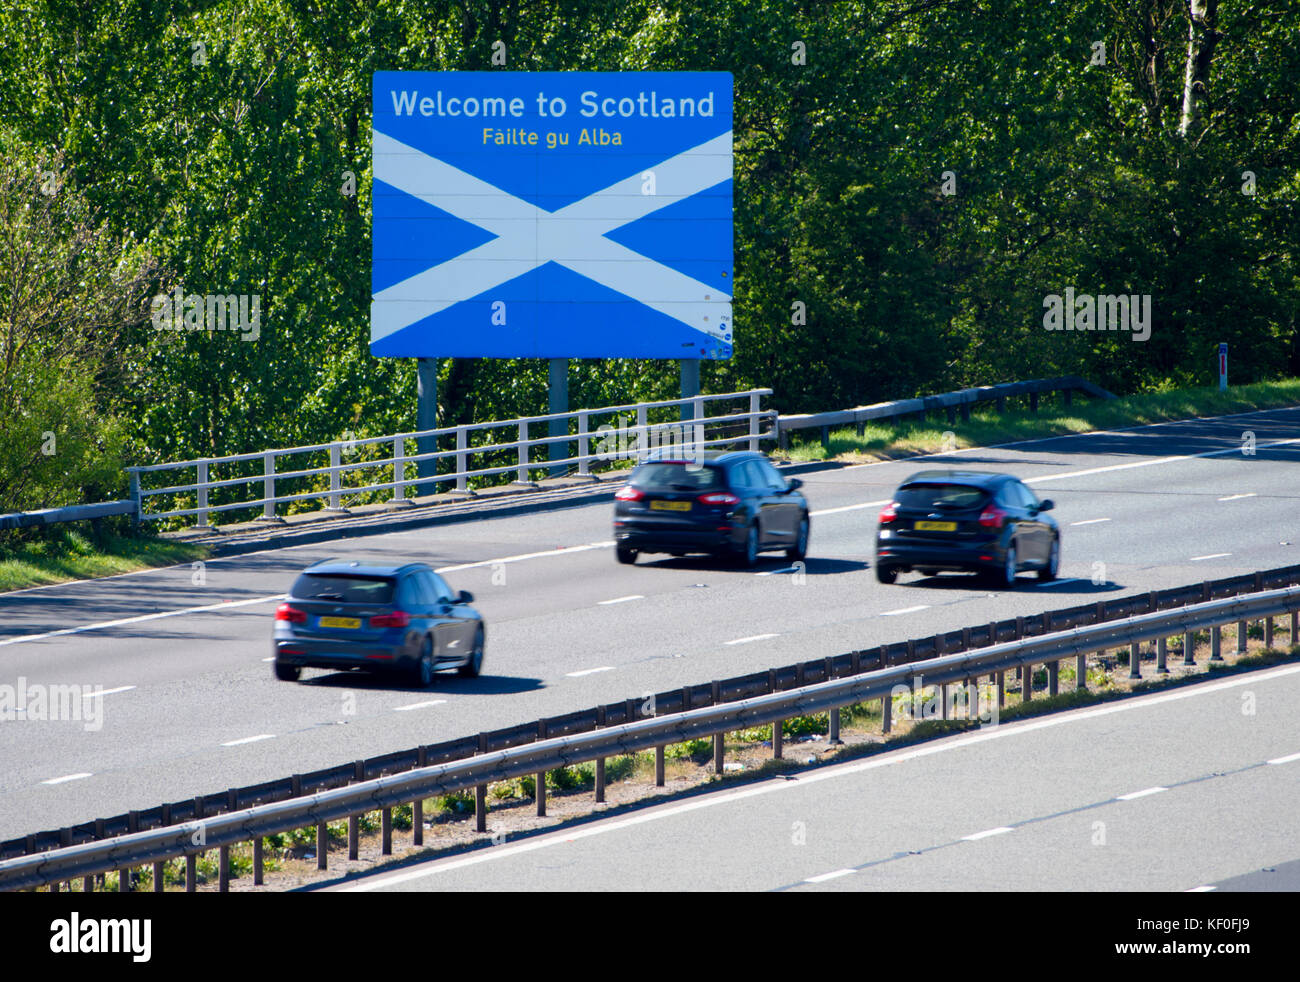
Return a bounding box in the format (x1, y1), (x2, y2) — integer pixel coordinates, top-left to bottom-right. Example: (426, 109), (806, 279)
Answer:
(901, 572), (1125, 594)
(300, 671), (544, 695)
(639, 556), (869, 575)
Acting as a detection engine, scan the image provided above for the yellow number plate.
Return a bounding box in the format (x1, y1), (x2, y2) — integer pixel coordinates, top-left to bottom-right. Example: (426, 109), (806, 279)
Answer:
(319, 616), (361, 629)
(650, 500), (692, 512)
(914, 520), (957, 532)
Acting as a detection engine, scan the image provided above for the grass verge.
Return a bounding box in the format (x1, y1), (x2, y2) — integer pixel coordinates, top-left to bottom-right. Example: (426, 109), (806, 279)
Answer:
(0, 525), (209, 593)
(775, 377), (1300, 463)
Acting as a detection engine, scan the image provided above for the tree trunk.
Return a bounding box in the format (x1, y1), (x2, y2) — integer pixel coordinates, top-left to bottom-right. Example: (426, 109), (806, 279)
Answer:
(1178, 0), (1220, 137)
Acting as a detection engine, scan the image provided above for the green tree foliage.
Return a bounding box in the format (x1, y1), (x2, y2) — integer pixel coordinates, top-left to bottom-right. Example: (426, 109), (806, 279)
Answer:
(0, 0), (1293, 482)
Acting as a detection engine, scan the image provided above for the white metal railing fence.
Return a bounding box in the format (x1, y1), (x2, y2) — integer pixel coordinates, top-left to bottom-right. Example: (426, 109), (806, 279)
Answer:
(124, 389), (773, 527)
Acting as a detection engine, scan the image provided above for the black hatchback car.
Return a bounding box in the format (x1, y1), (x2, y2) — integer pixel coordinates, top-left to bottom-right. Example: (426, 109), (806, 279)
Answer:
(272, 560), (484, 686)
(613, 451), (810, 567)
(874, 470), (1059, 588)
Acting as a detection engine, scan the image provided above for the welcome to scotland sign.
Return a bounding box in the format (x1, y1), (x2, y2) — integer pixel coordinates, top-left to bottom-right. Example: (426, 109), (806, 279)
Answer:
(370, 71), (733, 359)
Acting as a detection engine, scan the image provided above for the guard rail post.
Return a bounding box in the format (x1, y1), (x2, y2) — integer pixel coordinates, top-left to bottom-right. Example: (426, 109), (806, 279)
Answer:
(1211, 625), (1223, 661)
(517, 421), (531, 486)
(1129, 641), (1142, 679)
(749, 392), (761, 450)
(316, 823), (327, 870)
(327, 445), (343, 511)
(128, 468), (142, 527)
(1264, 614), (1274, 649)
(393, 436), (411, 504)
(1184, 629), (1196, 666)
(456, 426), (469, 492)
(1291, 610), (1298, 647)
(196, 460), (211, 528)
(576, 413), (591, 479)
(1237, 620), (1248, 654)
(881, 691), (892, 734)
(253, 838), (263, 886)
(1076, 653), (1087, 691)
(262, 452), (278, 521)
(382, 807), (392, 854)
(1156, 636), (1169, 674)
(827, 658), (842, 744)
(594, 706), (607, 803)
(1047, 660), (1059, 696)
(219, 845), (230, 892)
(712, 681), (725, 773)
(349, 761), (363, 859)
(476, 734), (488, 833)
(413, 748), (426, 845)
(536, 721), (547, 817)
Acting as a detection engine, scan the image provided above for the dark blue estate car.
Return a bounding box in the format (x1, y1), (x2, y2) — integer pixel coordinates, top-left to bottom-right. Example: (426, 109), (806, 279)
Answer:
(874, 470), (1059, 588)
(612, 451), (810, 567)
(272, 560), (484, 686)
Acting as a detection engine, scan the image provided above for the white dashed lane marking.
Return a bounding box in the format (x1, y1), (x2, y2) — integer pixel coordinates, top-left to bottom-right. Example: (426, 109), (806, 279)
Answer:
(804, 869), (856, 884)
(566, 666), (616, 677)
(41, 773), (93, 786)
(393, 700), (447, 712)
(1116, 786), (1168, 801)
(221, 734), (275, 747)
(880, 605), (930, 616)
(962, 826), (1014, 841)
(723, 634), (779, 646)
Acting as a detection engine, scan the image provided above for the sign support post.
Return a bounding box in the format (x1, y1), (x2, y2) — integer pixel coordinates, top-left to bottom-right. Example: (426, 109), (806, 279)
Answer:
(680, 359), (700, 421)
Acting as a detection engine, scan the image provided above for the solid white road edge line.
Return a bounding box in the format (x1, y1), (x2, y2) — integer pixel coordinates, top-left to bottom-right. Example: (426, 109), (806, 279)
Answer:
(338, 663), (1300, 892)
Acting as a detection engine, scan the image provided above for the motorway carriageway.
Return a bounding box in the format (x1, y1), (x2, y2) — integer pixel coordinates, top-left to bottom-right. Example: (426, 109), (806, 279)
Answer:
(0, 407), (1297, 841)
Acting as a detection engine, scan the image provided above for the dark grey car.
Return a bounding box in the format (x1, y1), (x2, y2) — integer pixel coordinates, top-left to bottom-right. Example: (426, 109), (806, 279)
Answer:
(272, 560), (484, 685)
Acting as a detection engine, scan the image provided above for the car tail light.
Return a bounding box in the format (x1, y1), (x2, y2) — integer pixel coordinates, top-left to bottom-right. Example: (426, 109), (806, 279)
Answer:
(370, 610), (411, 628)
(614, 485), (644, 501)
(275, 604), (307, 623)
(979, 505), (1007, 528)
(698, 492), (739, 506)
(878, 502), (898, 524)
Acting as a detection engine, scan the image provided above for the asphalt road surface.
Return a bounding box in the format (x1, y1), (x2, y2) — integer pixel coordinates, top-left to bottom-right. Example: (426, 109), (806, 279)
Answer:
(335, 662), (1300, 892)
(1, 406), (1298, 847)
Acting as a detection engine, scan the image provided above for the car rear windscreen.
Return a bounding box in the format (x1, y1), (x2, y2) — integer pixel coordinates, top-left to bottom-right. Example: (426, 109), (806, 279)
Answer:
(631, 462), (723, 490)
(291, 574), (395, 604)
(895, 483), (988, 510)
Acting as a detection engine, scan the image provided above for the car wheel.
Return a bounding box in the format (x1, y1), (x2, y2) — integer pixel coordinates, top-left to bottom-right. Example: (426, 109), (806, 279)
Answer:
(875, 564), (898, 584)
(997, 543), (1018, 590)
(412, 635), (435, 687)
(458, 625), (485, 678)
(273, 661), (300, 682)
(739, 523), (759, 568)
(786, 514), (809, 561)
(616, 543), (637, 565)
(1037, 537), (1059, 582)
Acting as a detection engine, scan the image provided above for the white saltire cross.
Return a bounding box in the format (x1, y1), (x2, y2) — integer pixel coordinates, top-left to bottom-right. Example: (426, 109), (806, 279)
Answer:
(370, 130), (732, 344)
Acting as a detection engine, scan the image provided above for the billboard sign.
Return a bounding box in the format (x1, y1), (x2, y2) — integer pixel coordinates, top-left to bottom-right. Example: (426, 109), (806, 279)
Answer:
(370, 71), (733, 359)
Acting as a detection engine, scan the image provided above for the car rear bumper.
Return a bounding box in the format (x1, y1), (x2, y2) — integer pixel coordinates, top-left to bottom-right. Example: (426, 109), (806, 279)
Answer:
(615, 522), (738, 554)
(874, 536), (1006, 571)
(273, 638), (412, 670)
